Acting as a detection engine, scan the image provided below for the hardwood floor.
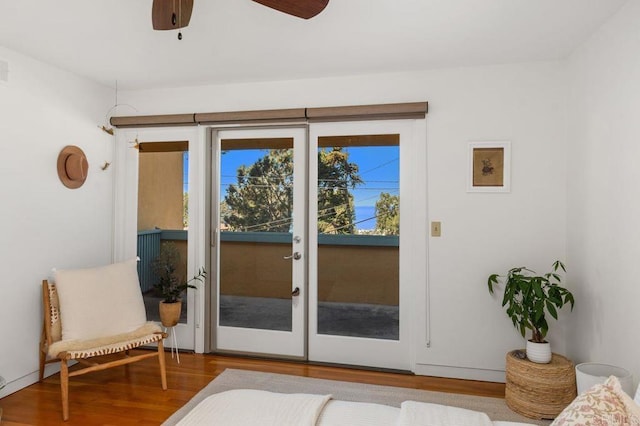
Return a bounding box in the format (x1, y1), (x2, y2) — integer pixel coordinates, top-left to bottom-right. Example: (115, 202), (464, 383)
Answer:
(0, 351), (505, 425)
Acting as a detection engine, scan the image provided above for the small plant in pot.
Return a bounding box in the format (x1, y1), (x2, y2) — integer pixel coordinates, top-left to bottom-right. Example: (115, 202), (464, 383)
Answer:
(153, 242), (206, 327)
(487, 260), (575, 363)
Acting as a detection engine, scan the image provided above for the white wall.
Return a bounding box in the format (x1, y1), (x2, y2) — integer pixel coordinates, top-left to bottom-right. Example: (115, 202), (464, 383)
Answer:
(415, 63), (568, 380)
(566, 0), (640, 383)
(0, 47), (113, 396)
(121, 61), (568, 381)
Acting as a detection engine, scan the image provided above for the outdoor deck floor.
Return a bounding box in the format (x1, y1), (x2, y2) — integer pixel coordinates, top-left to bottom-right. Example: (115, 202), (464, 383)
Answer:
(143, 294), (399, 340)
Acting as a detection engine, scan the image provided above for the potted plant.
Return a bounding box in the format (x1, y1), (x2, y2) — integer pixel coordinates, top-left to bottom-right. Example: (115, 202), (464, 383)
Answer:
(487, 260), (575, 363)
(152, 242), (206, 327)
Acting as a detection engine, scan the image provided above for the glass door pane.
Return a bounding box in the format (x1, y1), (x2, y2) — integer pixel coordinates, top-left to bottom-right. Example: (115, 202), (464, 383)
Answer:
(137, 142), (190, 324)
(213, 127), (306, 358)
(316, 135), (400, 340)
(219, 139), (294, 331)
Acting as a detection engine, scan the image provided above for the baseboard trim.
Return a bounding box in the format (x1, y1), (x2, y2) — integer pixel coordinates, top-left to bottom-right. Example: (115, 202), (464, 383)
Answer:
(414, 363), (506, 383)
(0, 363), (63, 398)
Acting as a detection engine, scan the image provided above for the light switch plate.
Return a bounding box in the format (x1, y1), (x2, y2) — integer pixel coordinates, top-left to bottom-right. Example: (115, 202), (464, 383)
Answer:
(431, 221), (441, 237)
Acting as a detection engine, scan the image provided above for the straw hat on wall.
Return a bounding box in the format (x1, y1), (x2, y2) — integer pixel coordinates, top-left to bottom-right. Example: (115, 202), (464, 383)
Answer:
(57, 146), (88, 189)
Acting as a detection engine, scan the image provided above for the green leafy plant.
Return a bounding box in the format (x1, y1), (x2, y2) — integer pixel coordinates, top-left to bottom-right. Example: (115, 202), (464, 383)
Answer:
(487, 260), (575, 343)
(152, 242), (206, 303)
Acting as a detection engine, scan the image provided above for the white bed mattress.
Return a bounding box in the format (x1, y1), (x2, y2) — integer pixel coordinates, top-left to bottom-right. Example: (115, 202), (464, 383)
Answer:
(176, 389), (536, 426)
(318, 400), (400, 426)
(319, 400), (534, 426)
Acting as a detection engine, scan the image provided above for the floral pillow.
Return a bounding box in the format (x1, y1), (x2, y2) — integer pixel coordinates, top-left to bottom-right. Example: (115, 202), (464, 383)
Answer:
(552, 376), (640, 426)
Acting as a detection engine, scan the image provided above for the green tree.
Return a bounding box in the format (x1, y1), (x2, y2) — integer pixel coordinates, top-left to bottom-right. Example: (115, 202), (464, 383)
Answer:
(375, 192), (399, 235)
(224, 149), (293, 232)
(183, 192), (189, 229)
(317, 148), (362, 234)
(223, 148), (362, 234)
(219, 200), (231, 229)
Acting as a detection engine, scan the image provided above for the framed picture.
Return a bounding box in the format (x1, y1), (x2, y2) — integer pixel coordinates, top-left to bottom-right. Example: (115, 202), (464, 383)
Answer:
(467, 141), (511, 192)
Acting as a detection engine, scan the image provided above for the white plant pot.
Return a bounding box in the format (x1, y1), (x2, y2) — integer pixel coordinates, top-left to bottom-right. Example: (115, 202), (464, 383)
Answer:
(526, 340), (552, 363)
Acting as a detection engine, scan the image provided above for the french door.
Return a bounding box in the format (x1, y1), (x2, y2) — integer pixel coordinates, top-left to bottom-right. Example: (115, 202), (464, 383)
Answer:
(211, 122), (413, 370)
(212, 127), (307, 358)
(308, 121), (412, 371)
(115, 127), (201, 351)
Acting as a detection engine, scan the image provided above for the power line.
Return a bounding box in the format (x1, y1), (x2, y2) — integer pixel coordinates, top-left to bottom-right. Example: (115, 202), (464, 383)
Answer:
(221, 174), (292, 181)
(220, 183), (398, 191)
(319, 187), (398, 191)
(241, 215), (293, 231)
(327, 209), (398, 233)
(359, 157), (399, 176)
(222, 204), (399, 234)
(319, 179), (398, 183)
(220, 191), (398, 233)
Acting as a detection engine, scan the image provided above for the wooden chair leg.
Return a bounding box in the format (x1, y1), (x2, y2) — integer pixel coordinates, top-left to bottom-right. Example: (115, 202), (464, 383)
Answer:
(60, 360), (69, 421)
(39, 331), (46, 382)
(158, 340), (167, 390)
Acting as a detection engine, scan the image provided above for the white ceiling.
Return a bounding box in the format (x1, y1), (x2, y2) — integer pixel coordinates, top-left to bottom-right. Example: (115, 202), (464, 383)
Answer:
(0, 0), (627, 90)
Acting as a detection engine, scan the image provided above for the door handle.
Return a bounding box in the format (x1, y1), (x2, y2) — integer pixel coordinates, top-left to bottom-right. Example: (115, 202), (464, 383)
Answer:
(291, 287), (300, 297)
(283, 252), (302, 260)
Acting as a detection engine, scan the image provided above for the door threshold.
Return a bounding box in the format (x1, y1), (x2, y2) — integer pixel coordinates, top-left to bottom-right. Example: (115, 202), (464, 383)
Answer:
(209, 351), (413, 375)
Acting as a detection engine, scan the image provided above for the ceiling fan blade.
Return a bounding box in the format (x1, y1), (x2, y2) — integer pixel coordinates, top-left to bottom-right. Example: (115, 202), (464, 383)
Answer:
(252, 0), (329, 19)
(152, 0), (194, 30)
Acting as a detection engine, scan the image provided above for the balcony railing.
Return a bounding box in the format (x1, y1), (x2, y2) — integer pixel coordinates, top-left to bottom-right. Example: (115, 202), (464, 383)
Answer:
(137, 229), (188, 293)
(137, 229), (161, 293)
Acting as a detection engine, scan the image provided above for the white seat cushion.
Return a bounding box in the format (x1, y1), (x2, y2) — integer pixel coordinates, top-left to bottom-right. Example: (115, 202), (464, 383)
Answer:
(54, 259), (147, 341)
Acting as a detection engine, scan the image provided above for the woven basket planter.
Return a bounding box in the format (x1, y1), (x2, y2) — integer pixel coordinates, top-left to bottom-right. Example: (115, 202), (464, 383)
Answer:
(159, 301), (182, 327)
(505, 350), (577, 420)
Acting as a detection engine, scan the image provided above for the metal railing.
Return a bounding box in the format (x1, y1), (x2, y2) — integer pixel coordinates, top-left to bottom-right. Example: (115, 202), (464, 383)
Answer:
(137, 229), (162, 293)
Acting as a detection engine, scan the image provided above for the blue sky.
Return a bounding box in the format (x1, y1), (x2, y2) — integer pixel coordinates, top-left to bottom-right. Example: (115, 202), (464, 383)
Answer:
(347, 146), (399, 207)
(183, 151), (189, 193)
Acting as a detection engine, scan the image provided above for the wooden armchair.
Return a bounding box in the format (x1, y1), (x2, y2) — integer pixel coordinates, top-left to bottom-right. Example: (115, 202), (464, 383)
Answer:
(39, 259), (167, 421)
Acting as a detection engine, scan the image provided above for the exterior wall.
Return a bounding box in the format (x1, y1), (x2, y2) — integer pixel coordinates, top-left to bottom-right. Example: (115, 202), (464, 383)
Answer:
(0, 46), (113, 398)
(565, 0), (640, 385)
(137, 151), (184, 231)
(318, 245), (398, 304)
(220, 241), (292, 299)
(220, 241), (398, 304)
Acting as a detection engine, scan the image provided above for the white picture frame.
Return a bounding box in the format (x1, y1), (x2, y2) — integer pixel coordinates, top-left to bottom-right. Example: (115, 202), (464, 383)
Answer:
(467, 141), (511, 193)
